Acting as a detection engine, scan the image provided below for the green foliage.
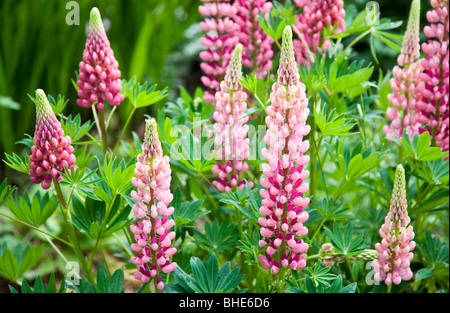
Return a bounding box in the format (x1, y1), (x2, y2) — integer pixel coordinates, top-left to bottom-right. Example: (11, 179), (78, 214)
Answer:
(121, 77), (168, 109)
(237, 228), (261, 266)
(166, 254), (245, 293)
(285, 275), (356, 293)
(324, 222), (365, 256)
(314, 102), (357, 138)
(258, 0), (297, 42)
(171, 187), (210, 228)
(60, 114), (96, 145)
(68, 262), (124, 293)
(9, 273), (67, 293)
(0, 178), (14, 206)
(193, 220), (240, 254)
(0, 242), (44, 283)
(3, 151), (30, 174)
(5, 191), (58, 227)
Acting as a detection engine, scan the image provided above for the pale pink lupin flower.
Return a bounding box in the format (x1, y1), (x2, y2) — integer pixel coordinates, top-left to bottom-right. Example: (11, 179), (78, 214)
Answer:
(76, 7), (123, 110)
(416, 0), (449, 151)
(372, 165), (415, 286)
(199, 0), (239, 103)
(211, 44), (253, 192)
(29, 89), (76, 190)
(383, 0), (423, 141)
(257, 26), (311, 274)
(232, 0), (274, 78)
(130, 118), (177, 290)
(293, 0), (346, 66)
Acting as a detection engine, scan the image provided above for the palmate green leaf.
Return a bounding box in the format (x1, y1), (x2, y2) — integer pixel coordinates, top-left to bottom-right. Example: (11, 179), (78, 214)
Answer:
(324, 222), (365, 256)
(9, 273), (67, 293)
(0, 243), (44, 283)
(3, 152), (30, 174)
(237, 228), (261, 266)
(193, 220), (240, 254)
(314, 102), (357, 138)
(311, 197), (351, 221)
(47, 93), (68, 116)
(121, 76), (168, 109)
(171, 188), (210, 227)
(5, 190), (58, 227)
(0, 178), (15, 207)
(67, 262), (124, 293)
(307, 263), (337, 287)
(167, 255), (244, 293)
(60, 114), (96, 145)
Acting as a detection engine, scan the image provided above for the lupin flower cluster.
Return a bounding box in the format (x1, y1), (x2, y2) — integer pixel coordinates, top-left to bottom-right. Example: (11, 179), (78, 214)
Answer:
(76, 7), (123, 110)
(384, 0), (423, 141)
(417, 0), (449, 151)
(199, 0), (240, 104)
(211, 44), (253, 192)
(257, 27), (311, 274)
(293, 0), (346, 66)
(29, 89), (76, 190)
(372, 165), (415, 286)
(232, 0), (274, 78)
(130, 118), (177, 290)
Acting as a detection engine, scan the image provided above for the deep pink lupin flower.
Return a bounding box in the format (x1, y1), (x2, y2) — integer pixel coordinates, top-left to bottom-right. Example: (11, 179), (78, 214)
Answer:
(257, 27), (311, 274)
(130, 118), (177, 290)
(383, 0), (423, 141)
(76, 7), (123, 110)
(29, 89), (76, 190)
(211, 44), (253, 192)
(416, 0), (449, 151)
(232, 0), (274, 78)
(293, 0), (346, 66)
(372, 165), (415, 286)
(199, 0), (239, 103)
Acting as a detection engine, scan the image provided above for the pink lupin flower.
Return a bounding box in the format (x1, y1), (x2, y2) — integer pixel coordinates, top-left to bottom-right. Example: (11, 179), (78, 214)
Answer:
(211, 44), (253, 192)
(383, 0), (424, 141)
(416, 0), (449, 151)
(293, 0), (346, 66)
(199, 0), (240, 103)
(130, 118), (177, 290)
(232, 0), (274, 78)
(76, 7), (124, 110)
(29, 89), (76, 190)
(372, 165), (415, 286)
(257, 26), (311, 274)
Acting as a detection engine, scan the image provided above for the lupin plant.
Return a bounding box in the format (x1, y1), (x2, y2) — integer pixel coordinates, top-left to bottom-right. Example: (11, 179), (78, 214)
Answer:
(383, 0), (423, 141)
(130, 118), (177, 290)
(211, 44), (253, 192)
(257, 26), (311, 276)
(372, 165), (415, 288)
(0, 0), (449, 298)
(29, 89), (76, 190)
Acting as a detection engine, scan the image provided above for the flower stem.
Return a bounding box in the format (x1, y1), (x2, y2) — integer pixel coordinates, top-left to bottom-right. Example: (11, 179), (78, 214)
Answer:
(345, 257), (360, 293)
(112, 107), (136, 156)
(98, 108), (108, 152)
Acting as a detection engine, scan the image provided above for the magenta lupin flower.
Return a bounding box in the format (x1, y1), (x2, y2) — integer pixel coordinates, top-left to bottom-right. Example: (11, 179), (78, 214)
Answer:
(76, 7), (123, 110)
(293, 0), (346, 66)
(372, 165), (415, 286)
(257, 27), (311, 274)
(29, 89), (76, 190)
(383, 0), (423, 141)
(199, 0), (239, 103)
(130, 118), (177, 290)
(232, 0), (274, 78)
(211, 44), (253, 192)
(416, 0), (449, 151)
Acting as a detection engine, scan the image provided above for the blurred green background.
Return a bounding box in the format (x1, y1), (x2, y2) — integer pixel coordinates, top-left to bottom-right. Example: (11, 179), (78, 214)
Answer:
(0, 0), (431, 184)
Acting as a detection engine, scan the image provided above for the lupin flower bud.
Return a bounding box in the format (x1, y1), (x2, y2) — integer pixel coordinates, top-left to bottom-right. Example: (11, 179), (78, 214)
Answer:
(232, 0), (274, 78)
(257, 27), (311, 274)
(416, 0), (449, 151)
(76, 7), (124, 110)
(199, 0), (239, 103)
(130, 118), (177, 290)
(211, 44), (253, 192)
(293, 0), (346, 66)
(384, 0), (423, 141)
(372, 165), (415, 286)
(29, 89), (76, 190)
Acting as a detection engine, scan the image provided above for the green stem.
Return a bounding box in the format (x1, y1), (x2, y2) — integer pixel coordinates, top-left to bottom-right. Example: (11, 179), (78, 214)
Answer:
(112, 107), (136, 156)
(311, 217), (325, 241)
(345, 257), (360, 293)
(98, 108), (108, 152)
(386, 283), (392, 293)
(342, 29), (371, 55)
(53, 178), (95, 284)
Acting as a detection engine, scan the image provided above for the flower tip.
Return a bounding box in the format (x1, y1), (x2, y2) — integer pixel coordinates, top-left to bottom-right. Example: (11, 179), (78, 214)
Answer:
(282, 26), (293, 43)
(89, 7), (104, 32)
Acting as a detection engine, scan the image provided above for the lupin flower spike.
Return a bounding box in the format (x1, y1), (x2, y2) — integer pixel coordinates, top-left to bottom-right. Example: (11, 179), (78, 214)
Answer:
(257, 26), (311, 274)
(76, 7), (124, 110)
(372, 165), (415, 286)
(199, 0), (239, 103)
(232, 0), (274, 78)
(293, 0), (346, 66)
(211, 44), (253, 192)
(416, 0), (449, 151)
(29, 89), (76, 190)
(384, 0), (423, 141)
(130, 118), (177, 290)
